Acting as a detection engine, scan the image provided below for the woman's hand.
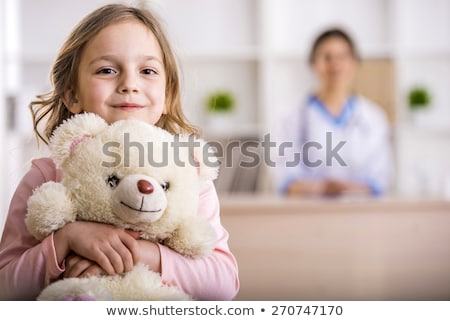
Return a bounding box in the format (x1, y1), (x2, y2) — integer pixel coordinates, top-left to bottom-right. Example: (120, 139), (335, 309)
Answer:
(322, 180), (348, 197)
(286, 179), (370, 197)
(54, 221), (140, 276)
(323, 180), (371, 197)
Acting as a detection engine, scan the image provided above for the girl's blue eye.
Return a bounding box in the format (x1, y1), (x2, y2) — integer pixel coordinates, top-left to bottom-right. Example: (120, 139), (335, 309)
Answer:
(98, 68), (116, 75)
(142, 69), (156, 75)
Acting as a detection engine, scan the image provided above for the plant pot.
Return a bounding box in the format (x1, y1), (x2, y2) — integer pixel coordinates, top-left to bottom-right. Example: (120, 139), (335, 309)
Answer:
(410, 107), (431, 127)
(207, 112), (234, 134)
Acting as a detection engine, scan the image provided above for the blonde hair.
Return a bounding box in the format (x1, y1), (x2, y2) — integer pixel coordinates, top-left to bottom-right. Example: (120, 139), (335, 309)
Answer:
(30, 3), (198, 144)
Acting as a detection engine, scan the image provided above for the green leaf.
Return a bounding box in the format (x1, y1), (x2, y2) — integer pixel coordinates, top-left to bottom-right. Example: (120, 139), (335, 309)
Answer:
(206, 91), (236, 113)
(408, 87), (431, 109)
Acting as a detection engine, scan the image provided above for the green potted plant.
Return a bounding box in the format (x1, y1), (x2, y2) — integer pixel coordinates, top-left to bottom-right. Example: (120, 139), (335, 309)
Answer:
(408, 86), (431, 111)
(407, 86), (432, 127)
(204, 90), (236, 134)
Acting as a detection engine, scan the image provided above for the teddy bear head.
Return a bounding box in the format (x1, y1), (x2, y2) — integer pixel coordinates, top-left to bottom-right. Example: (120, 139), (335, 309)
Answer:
(47, 113), (218, 241)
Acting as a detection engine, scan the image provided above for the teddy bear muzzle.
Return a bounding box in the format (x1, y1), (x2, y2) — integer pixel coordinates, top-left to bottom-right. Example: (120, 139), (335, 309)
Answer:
(111, 174), (168, 224)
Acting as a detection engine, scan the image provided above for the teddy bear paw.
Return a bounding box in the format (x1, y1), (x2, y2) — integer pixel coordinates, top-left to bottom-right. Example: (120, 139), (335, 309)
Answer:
(37, 277), (113, 301)
(60, 294), (97, 301)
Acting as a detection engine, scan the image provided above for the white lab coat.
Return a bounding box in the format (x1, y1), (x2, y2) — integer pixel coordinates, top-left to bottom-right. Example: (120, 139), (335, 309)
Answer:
(273, 94), (394, 196)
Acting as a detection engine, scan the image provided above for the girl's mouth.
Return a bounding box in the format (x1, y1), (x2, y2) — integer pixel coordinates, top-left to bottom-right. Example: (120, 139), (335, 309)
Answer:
(113, 103), (144, 110)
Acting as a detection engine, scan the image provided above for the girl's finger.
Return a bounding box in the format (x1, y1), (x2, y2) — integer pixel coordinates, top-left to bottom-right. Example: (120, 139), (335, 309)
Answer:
(125, 230), (141, 240)
(65, 259), (91, 278)
(79, 264), (105, 278)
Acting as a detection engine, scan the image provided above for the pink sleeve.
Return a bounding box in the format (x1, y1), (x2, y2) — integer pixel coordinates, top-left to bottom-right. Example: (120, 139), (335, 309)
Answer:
(158, 181), (240, 300)
(0, 158), (64, 300)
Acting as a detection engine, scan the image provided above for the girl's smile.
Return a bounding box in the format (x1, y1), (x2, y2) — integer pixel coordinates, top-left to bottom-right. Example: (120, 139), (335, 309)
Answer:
(112, 102), (145, 110)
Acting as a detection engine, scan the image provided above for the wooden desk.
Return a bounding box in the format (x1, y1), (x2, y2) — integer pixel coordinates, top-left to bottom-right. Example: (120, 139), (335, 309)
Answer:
(219, 195), (450, 300)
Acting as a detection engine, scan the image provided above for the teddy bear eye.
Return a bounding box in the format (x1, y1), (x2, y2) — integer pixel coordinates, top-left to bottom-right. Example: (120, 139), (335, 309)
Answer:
(161, 181), (170, 191)
(107, 175), (120, 188)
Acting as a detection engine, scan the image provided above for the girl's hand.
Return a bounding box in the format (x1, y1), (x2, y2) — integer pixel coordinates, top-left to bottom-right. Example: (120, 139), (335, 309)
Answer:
(64, 253), (105, 278)
(55, 221), (140, 276)
(63, 230), (141, 278)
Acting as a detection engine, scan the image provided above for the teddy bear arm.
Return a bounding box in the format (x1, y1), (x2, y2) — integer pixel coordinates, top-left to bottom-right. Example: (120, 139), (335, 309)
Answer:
(37, 276), (112, 300)
(25, 181), (76, 240)
(164, 216), (217, 258)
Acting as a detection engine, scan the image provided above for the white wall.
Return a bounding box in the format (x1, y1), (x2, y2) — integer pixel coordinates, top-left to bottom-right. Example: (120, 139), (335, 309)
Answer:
(0, 1), (7, 233)
(2, 0), (450, 217)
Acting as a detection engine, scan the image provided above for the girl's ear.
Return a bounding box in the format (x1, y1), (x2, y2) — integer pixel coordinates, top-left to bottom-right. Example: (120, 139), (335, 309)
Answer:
(62, 89), (82, 114)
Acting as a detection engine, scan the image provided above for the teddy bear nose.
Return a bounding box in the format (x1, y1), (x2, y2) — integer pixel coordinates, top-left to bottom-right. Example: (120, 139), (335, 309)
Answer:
(137, 179), (154, 194)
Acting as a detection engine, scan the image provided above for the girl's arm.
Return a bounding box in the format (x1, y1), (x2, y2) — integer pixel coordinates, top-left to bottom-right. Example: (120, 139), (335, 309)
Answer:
(155, 181), (240, 300)
(0, 160), (64, 300)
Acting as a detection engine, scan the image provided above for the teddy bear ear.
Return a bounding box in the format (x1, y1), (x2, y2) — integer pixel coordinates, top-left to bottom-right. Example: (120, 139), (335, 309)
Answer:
(48, 113), (108, 165)
(189, 136), (220, 182)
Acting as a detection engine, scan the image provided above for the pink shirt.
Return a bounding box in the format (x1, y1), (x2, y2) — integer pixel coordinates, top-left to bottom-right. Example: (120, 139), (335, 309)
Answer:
(0, 158), (239, 300)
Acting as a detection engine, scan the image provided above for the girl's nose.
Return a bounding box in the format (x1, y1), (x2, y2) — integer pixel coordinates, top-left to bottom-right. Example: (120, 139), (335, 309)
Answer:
(119, 85), (139, 93)
(118, 73), (139, 93)
(137, 179), (154, 194)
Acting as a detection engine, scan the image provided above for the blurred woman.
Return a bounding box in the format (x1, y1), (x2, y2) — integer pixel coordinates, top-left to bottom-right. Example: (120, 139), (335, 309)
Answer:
(275, 28), (393, 197)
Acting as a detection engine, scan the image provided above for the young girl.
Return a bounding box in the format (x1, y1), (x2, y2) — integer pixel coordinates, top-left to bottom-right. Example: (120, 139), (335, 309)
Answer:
(0, 3), (239, 300)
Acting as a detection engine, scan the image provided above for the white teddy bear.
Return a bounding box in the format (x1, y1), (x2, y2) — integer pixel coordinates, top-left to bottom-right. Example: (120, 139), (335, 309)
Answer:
(25, 113), (219, 300)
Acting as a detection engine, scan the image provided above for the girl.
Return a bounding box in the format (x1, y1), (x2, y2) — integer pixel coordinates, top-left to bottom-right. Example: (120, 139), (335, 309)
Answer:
(0, 3), (239, 300)
(275, 28), (394, 198)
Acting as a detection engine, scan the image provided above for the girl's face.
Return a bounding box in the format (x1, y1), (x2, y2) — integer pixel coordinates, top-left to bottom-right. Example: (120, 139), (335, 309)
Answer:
(311, 37), (357, 91)
(67, 20), (166, 125)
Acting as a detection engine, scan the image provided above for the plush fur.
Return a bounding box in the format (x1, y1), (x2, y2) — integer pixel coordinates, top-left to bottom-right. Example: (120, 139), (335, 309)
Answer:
(25, 113), (218, 300)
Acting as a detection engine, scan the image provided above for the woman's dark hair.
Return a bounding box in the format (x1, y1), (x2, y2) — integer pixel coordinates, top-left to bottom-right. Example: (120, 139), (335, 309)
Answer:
(308, 27), (360, 64)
